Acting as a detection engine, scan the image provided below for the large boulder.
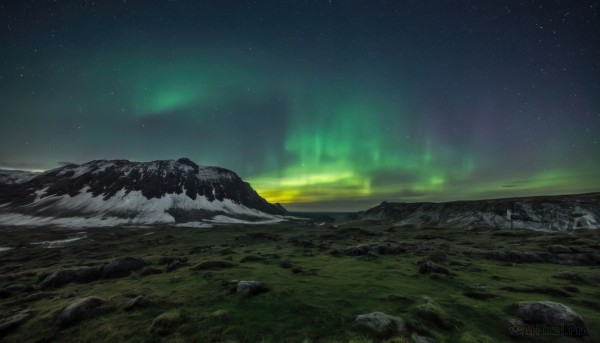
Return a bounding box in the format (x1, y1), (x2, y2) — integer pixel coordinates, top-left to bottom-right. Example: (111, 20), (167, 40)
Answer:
(0, 309), (33, 337)
(413, 296), (457, 330)
(516, 301), (588, 336)
(101, 257), (147, 278)
(236, 280), (269, 296)
(40, 256), (147, 289)
(56, 296), (106, 328)
(40, 266), (102, 289)
(418, 260), (450, 275)
(354, 312), (407, 337)
(149, 311), (181, 336)
(124, 295), (151, 311)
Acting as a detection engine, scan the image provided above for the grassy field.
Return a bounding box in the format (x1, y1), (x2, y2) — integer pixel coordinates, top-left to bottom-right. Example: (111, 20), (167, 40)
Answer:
(0, 220), (599, 342)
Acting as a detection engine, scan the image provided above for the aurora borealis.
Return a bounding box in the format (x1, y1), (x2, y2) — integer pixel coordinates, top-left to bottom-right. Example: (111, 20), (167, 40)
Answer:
(1, 1), (599, 211)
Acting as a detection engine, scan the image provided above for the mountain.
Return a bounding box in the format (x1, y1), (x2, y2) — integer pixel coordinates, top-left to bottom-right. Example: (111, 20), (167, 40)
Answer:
(358, 193), (600, 231)
(0, 158), (287, 227)
(0, 170), (40, 184)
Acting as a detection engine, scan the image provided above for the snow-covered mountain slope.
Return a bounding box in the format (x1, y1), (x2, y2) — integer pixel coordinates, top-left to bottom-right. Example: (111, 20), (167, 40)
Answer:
(0, 158), (287, 226)
(358, 193), (600, 231)
(0, 169), (40, 184)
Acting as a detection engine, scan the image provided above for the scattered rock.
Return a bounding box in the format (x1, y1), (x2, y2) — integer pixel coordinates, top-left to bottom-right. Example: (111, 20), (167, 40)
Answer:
(461, 284), (496, 300)
(516, 301), (587, 335)
(159, 256), (188, 265)
(345, 244), (405, 256)
(3, 283), (33, 293)
(548, 245), (572, 254)
(56, 296), (106, 328)
(418, 260), (450, 275)
(40, 266), (102, 289)
(190, 260), (236, 270)
(236, 280), (269, 296)
(553, 271), (585, 282)
(239, 255), (263, 263)
(485, 250), (549, 263)
(40, 256), (147, 288)
(0, 309), (33, 337)
(101, 256), (147, 278)
(353, 312), (407, 337)
(22, 292), (51, 303)
(564, 286), (579, 294)
(149, 311), (181, 336)
(166, 261), (183, 272)
(501, 286), (570, 297)
(411, 333), (437, 343)
(279, 261), (293, 269)
(413, 296), (456, 330)
(140, 267), (163, 276)
(124, 295), (151, 311)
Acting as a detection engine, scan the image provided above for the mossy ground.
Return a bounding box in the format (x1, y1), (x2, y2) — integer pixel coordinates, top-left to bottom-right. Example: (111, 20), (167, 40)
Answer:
(0, 222), (599, 342)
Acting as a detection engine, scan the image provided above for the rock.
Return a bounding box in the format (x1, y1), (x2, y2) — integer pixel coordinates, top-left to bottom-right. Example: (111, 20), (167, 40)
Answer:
(159, 256), (187, 265)
(140, 267), (163, 276)
(485, 250), (549, 263)
(279, 261), (293, 269)
(345, 244), (405, 256)
(411, 333), (437, 343)
(239, 255), (263, 263)
(353, 312), (407, 337)
(190, 260), (236, 270)
(413, 296), (456, 330)
(149, 311), (181, 336)
(40, 257), (147, 289)
(3, 283), (33, 293)
(56, 296), (106, 328)
(291, 267), (303, 274)
(418, 260), (450, 275)
(101, 257), (147, 278)
(553, 271), (585, 282)
(166, 260), (183, 272)
(40, 266), (102, 289)
(548, 245), (572, 254)
(0, 309), (33, 336)
(22, 292), (51, 303)
(124, 295), (151, 311)
(236, 280), (269, 296)
(516, 301), (587, 335)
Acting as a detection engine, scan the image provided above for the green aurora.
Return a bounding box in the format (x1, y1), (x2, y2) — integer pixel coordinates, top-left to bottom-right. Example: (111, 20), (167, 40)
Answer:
(1, 1), (599, 211)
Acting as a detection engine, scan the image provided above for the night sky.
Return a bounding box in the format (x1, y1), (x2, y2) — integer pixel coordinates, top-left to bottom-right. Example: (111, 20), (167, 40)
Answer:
(1, 1), (599, 211)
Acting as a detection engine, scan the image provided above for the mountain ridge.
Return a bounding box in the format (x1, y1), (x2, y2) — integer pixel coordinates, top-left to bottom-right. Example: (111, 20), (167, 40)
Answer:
(358, 192), (600, 231)
(0, 158), (287, 227)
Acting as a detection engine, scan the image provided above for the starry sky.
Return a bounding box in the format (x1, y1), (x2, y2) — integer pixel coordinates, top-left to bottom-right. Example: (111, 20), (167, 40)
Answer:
(1, 1), (599, 211)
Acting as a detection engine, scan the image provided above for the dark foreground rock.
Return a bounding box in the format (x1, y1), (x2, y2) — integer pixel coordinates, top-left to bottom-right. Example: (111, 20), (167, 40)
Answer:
(345, 244), (406, 256)
(413, 296), (458, 330)
(40, 257), (147, 288)
(125, 295), (151, 311)
(236, 280), (269, 296)
(56, 296), (106, 328)
(485, 250), (600, 266)
(516, 301), (588, 336)
(0, 309), (33, 337)
(354, 312), (407, 337)
(418, 260), (451, 275)
(149, 311), (181, 336)
(101, 257), (148, 278)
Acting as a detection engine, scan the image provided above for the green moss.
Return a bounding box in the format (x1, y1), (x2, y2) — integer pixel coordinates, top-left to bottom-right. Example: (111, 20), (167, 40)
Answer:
(0, 224), (599, 342)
